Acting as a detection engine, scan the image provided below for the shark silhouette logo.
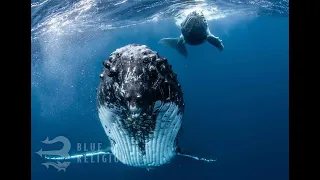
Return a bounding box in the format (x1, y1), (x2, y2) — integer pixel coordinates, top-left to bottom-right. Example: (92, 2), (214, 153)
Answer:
(42, 161), (70, 172)
(36, 136), (71, 172)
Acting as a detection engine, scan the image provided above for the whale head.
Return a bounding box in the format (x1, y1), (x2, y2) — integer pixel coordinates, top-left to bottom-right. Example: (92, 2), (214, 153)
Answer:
(97, 44), (184, 168)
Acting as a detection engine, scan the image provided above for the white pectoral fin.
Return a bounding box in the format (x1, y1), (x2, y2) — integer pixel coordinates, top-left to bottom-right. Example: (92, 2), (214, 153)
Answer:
(177, 152), (217, 162)
(177, 153), (217, 162)
(159, 36), (187, 57)
(44, 148), (113, 160)
(207, 33), (224, 51)
(176, 148), (217, 163)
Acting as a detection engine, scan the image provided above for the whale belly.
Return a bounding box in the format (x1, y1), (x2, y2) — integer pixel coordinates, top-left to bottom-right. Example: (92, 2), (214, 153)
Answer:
(98, 100), (183, 168)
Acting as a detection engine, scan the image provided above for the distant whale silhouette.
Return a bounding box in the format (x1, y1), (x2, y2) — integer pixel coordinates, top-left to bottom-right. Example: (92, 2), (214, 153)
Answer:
(160, 10), (224, 57)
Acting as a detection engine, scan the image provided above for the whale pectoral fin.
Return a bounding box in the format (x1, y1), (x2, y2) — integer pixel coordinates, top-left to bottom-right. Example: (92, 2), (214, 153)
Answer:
(44, 147), (113, 160)
(207, 34), (224, 51)
(159, 37), (187, 57)
(176, 147), (217, 163)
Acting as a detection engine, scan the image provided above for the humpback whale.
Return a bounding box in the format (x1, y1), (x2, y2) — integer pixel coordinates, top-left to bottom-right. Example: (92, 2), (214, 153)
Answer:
(45, 44), (216, 169)
(159, 10), (224, 57)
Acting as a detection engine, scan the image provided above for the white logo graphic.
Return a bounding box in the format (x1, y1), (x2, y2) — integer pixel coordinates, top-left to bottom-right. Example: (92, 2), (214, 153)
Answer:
(42, 161), (70, 172)
(36, 136), (71, 172)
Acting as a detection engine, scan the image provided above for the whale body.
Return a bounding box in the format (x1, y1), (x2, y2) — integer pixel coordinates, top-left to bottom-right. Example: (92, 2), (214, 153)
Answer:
(97, 44), (184, 168)
(44, 44), (216, 168)
(159, 10), (224, 57)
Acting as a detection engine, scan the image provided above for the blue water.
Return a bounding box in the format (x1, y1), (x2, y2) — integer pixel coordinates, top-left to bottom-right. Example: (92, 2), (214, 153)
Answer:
(31, 1), (289, 179)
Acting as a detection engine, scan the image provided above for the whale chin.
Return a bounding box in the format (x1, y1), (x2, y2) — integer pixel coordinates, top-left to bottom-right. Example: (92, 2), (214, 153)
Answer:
(98, 100), (183, 168)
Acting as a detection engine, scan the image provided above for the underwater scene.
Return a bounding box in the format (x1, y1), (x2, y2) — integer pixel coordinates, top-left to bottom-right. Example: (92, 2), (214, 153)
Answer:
(31, 0), (289, 180)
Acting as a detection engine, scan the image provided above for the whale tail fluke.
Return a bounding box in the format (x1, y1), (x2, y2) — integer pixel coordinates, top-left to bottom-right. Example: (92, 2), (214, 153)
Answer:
(207, 34), (224, 51)
(159, 37), (187, 57)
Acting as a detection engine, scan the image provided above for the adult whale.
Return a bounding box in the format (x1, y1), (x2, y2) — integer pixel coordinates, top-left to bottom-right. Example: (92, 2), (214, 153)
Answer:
(45, 44), (216, 169)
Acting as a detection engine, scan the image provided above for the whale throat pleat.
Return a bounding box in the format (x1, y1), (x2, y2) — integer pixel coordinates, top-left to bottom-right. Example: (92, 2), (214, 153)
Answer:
(98, 101), (183, 167)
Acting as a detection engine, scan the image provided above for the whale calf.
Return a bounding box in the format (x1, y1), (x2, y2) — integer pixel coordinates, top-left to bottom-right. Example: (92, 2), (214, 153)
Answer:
(160, 10), (224, 57)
